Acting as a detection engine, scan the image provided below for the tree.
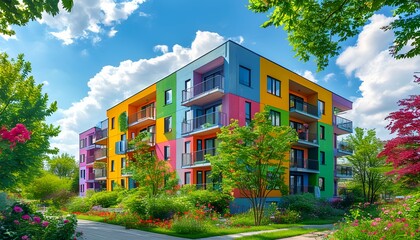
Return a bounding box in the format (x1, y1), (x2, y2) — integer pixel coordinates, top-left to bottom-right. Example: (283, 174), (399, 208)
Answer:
(128, 132), (178, 197)
(0, 53), (60, 189)
(379, 75), (420, 185)
(47, 153), (77, 179)
(207, 109), (297, 226)
(0, 0), (73, 36)
(248, 0), (419, 71)
(345, 128), (388, 203)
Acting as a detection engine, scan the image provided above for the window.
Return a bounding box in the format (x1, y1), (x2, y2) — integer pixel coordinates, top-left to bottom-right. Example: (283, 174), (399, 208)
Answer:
(111, 117), (115, 129)
(267, 76), (281, 96)
(320, 151), (325, 165)
(111, 160), (115, 172)
(79, 138), (87, 148)
(121, 179), (125, 188)
(111, 180), (115, 191)
(320, 125), (325, 140)
(79, 154), (85, 163)
(165, 89), (172, 105)
(164, 116), (172, 133)
(319, 177), (325, 191)
(164, 146), (170, 160)
(270, 110), (281, 126)
(318, 100), (325, 116)
(80, 170), (85, 179)
(121, 157), (126, 169)
(185, 172), (191, 184)
(239, 66), (251, 87)
(88, 135), (93, 145)
(245, 101), (251, 126)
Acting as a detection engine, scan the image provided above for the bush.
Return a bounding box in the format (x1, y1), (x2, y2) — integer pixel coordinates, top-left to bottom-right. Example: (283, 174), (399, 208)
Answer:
(171, 211), (208, 234)
(271, 209), (301, 224)
(67, 197), (91, 213)
(146, 195), (192, 220)
(88, 190), (120, 208)
(185, 190), (233, 214)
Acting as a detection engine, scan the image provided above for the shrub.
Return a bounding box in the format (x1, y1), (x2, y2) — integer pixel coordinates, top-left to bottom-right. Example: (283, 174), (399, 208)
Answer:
(171, 211), (208, 234)
(120, 189), (148, 216)
(67, 197), (91, 213)
(271, 209), (301, 224)
(185, 190), (233, 214)
(88, 190), (120, 208)
(146, 195), (192, 220)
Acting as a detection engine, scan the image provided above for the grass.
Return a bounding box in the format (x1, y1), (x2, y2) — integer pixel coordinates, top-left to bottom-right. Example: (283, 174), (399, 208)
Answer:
(76, 214), (106, 222)
(237, 228), (320, 239)
(299, 217), (342, 225)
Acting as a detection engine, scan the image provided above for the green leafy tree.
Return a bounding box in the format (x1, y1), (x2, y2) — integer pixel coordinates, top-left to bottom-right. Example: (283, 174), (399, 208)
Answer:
(128, 132), (178, 197)
(207, 109), (298, 225)
(0, 0), (73, 36)
(0, 53), (60, 189)
(345, 128), (389, 203)
(47, 153), (77, 179)
(248, 0), (419, 71)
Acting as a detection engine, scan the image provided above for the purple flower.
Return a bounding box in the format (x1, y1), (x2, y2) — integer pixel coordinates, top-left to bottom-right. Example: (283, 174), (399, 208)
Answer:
(22, 214), (30, 220)
(21, 235), (29, 240)
(14, 220), (20, 225)
(33, 216), (41, 223)
(42, 221), (49, 227)
(64, 219), (69, 224)
(13, 206), (23, 213)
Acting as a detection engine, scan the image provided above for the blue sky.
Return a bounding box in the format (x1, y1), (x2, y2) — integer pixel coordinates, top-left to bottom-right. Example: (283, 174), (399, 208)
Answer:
(1, 0), (419, 157)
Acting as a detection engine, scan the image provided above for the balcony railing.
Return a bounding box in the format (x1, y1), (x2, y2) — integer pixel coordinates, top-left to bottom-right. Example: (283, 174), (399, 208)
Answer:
(289, 95), (319, 119)
(337, 141), (353, 155)
(128, 106), (155, 127)
(86, 155), (95, 164)
(333, 115), (353, 133)
(182, 148), (216, 167)
(182, 75), (224, 106)
(289, 185), (315, 195)
(295, 130), (319, 147)
(182, 112), (227, 135)
(94, 128), (108, 144)
(94, 148), (107, 160)
(87, 172), (96, 181)
(336, 165), (353, 178)
(290, 158), (319, 172)
(193, 183), (222, 191)
(94, 168), (107, 179)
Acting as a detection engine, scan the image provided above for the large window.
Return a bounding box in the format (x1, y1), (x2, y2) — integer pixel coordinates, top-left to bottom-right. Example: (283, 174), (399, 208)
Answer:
(245, 101), (251, 126)
(270, 110), (281, 126)
(164, 89), (172, 105)
(185, 172), (191, 184)
(267, 76), (281, 96)
(164, 116), (172, 133)
(318, 100), (325, 116)
(239, 66), (251, 87)
(164, 146), (170, 160)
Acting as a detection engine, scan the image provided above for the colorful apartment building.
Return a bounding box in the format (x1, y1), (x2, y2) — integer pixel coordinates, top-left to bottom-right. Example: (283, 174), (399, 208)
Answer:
(79, 41), (353, 205)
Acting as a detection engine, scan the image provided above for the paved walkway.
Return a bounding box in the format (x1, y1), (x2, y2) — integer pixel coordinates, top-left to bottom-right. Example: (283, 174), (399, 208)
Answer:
(77, 220), (333, 240)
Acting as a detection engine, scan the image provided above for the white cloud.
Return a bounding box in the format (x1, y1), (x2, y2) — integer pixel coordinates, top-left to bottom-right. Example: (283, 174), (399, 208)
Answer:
(337, 14), (420, 140)
(323, 73), (335, 82)
(139, 11), (150, 17)
(51, 31), (232, 157)
(81, 49), (89, 56)
(0, 34), (17, 41)
(42, 81), (49, 86)
(297, 70), (318, 83)
(153, 45), (169, 54)
(38, 0), (146, 44)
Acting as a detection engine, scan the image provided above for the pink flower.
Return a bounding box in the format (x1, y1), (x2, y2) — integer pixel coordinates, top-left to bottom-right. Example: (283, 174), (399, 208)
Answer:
(371, 221), (378, 226)
(64, 219), (69, 224)
(33, 216), (41, 223)
(14, 220), (20, 225)
(42, 221), (49, 227)
(374, 218), (381, 222)
(13, 206), (23, 213)
(21, 235), (29, 240)
(22, 214), (30, 220)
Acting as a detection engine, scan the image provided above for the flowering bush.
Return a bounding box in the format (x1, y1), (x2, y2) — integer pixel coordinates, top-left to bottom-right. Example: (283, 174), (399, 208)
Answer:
(270, 208), (301, 224)
(0, 124), (31, 150)
(171, 208), (209, 234)
(329, 195), (420, 239)
(0, 201), (81, 240)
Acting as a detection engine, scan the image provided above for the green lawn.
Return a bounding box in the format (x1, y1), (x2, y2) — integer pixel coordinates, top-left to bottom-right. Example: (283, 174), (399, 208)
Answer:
(237, 228), (320, 239)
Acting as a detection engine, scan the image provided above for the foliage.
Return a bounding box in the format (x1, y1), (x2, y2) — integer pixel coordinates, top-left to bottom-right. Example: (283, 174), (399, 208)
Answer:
(145, 195), (193, 220)
(184, 189), (233, 214)
(345, 128), (390, 203)
(0, 123), (31, 151)
(171, 210), (209, 234)
(47, 153), (77, 179)
(0, 0), (73, 36)
(248, 0), (419, 71)
(271, 209), (301, 224)
(379, 76), (420, 185)
(67, 197), (91, 213)
(118, 112), (128, 132)
(23, 172), (73, 206)
(208, 108), (297, 225)
(128, 132), (178, 197)
(0, 201), (80, 240)
(329, 194), (420, 239)
(0, 53), (60, 190)
(88, 190), (120, 208)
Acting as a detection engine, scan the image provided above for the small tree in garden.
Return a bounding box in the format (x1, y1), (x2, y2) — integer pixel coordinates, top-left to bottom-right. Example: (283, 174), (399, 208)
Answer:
(207, 109), (298, 226)
(346, 128), (389, 203)
(379, 75), (420, 185)
(128, 132), (178, 197)
(47, 153), (78, 179)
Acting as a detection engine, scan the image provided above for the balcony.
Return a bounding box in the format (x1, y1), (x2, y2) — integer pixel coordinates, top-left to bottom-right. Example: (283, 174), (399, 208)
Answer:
(87, 172), (96, 182)
(181, 75), (224, 107)
(289, 96), (320, 122)
(115, 140), (127, 155)
(121, 168), (133, 177)
(181, 148), (215, 168)
(336, 165), (353, 179)
(181, 112), (227, 136)
(294, 131), (319, 148)
(94, 128), (108, 145)
(94, 148), (107, 161)
(128, 106), (156, 129)
(336, 141), (353, 157)
(86, 155), (95, 165)
(289, 158), (319, 173)
(333, 115), (353, 134)
(94, 168), (107, 180)
(289, 185), (315, 195)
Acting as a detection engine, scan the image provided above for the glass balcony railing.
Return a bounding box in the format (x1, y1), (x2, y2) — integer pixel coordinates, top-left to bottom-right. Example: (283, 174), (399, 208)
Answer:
(182, 75), (224, 104)
(94, 168), (107, 179)
(94, 148), (107, 160)
(337, 141), (353, 155)
(94, 128), (108, 143)
(128, 106), (155, 127)
(290, 158), (319, 172)
(181, 112), (227, 135)
(181, 148), (216, 167)
(289, 96), (319, 119)
(336, 165), (353, 178)
(289, 185), (315, 195)
(333, 115), (353, 133)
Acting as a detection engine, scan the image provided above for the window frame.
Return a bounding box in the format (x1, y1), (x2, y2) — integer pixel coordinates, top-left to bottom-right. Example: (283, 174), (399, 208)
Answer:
(245, 101), (251, 126)
(164, 89), (172, 105)
(318, 100), (325, 116)
(319, 177), (325, 191)
(111, 117), (115, 129)
(164, 116), (172, 133)
(320, 151), (326, 165)
(320, 125), (325, 140)
(111, 160), (115, 172)
(164, 145), (170, 160)
(239, 65), (251, 87)
(270, 110), (281, 126)
(267, 76), (281, 97)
